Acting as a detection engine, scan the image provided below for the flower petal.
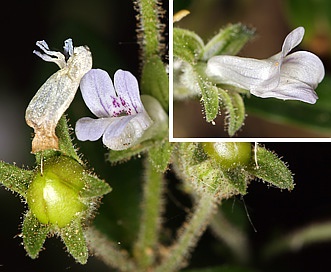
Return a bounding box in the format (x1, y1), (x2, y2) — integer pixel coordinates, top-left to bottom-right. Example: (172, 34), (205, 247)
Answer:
(281, 26), (304, 57)
(206, 55), (280, 91)
(282, 51), (325, 88)
(80, 69), (117, 118)
(102, 112), (152, 150)
(75, 117), (110, 141)
(114, 69), (142, 114)
(250, 76), (318, 104)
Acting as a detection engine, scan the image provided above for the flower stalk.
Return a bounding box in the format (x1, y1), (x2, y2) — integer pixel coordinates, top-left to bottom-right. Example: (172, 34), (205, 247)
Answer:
(86, 227), (137, 272)
(133, 156), (165, 269)
(155, 194), (217, 272)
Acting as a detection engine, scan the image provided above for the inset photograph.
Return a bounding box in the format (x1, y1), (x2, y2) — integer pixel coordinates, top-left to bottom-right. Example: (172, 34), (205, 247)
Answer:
(172, 0), (330, 138)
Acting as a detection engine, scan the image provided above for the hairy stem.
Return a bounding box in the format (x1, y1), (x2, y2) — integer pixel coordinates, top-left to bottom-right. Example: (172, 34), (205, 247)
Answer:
(86, 227), (136, 271)
(134, 0), (165, 61)
(155, 194), (217, 272)
(133, 157), (164, 269)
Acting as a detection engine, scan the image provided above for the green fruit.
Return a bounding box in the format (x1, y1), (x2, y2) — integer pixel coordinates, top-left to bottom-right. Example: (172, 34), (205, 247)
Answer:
(202, 142), (252, 169)
(27, 156), (86, 228)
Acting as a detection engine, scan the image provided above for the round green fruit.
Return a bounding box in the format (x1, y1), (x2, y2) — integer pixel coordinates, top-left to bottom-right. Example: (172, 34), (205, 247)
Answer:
(202, 142), (252, 169)
(27, 156), (86, 228)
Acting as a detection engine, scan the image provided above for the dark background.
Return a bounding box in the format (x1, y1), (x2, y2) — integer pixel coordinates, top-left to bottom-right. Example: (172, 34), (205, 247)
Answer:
(0, 0), (331, 271)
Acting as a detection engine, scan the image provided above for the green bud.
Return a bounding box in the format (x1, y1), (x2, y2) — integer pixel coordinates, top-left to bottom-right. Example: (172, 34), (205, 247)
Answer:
(202, 142), (252, 169)
(27, 156), (86, 228)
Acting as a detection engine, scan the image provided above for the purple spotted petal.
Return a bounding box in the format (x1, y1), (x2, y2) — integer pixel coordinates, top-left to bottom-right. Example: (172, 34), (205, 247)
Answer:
(114, 69), (143, 114)
(80, 69), (120, 118)
(75, 117), (111, 141)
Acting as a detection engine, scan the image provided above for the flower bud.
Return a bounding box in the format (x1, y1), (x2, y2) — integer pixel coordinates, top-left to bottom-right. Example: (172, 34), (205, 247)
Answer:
(27, 156), (87, 228)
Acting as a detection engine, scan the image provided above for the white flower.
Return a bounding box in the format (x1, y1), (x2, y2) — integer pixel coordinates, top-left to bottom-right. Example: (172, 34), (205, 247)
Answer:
(26, 39), (92, 153)
(75, 69), (153, 150)
(206, 27), (325, 104)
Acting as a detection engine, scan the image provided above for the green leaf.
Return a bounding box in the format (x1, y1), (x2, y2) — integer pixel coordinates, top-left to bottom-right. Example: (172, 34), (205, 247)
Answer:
(247, 145), (294, 190)
(141, 55), (169, 111)
(81, 173), (112, 198)
(22, 211), (50, 259)
(148, 140), (173, 173)
(245, 75), (331, 135)
(201, 23), (255, 61)
(218, 88), (245, 136)
(60, 218), (88, 264)
(0, 161), (34, 196)
(174, 27), (204, 64)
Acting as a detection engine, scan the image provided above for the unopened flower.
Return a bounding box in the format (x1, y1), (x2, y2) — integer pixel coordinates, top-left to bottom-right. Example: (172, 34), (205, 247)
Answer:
(75, 69), (153, 150)
(26, 39), (92, 153)
(206, 27), (325, 104)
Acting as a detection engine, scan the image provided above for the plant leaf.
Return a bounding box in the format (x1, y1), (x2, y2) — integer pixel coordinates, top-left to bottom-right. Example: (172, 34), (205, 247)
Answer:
(148, 140), (173, 173)
(141, 55), (169, 111)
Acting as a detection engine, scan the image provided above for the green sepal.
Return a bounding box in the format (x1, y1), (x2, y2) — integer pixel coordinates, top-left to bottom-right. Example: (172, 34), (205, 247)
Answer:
(175, 143), (244, 200)
(223, 168), (248, 195)
(148, 140), (173, 173)
(56, 115), (82, 163)
(81, 173), (112, 198)
(0, 161), (34, 196)
(201, 23), (255, 61)
(174, 27), (204, 64)
(141, 55), (169, 111)
(218, 88), (245, 136)
(60, 218), (88, 264)
(198, 78), (219, 122)
(22, 210), (50, 259)
(247, 145), (294, 190)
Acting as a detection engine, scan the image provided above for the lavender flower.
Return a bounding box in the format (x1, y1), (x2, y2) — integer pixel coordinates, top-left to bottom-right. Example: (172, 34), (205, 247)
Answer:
(206, 27), (325, 104)
(75, 69), (153, 150)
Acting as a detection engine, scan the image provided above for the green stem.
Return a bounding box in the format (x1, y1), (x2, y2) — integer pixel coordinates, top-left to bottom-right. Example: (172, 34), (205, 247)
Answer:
(135, 0), (164, 61)
(263, 221), (331, 260)
(155, 194), (217, 272)
(85, 227), (136, 271)
(133, 157), (164, 269)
